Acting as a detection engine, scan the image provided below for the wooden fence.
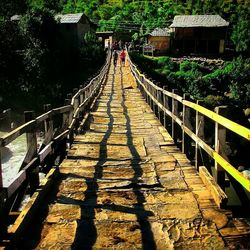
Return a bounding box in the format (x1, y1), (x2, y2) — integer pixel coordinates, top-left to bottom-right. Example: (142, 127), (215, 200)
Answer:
(0, 51), (111, 236)
(128, 55), (250, 194)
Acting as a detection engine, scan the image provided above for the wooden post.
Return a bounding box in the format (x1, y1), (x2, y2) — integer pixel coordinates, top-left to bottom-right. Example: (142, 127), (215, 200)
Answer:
(5, 108), (11, 131)
(146, 81), (149, 105)
(153, 88), (157, 115)
(156, 88), (160, 119)
(79, 90), (84, 105)
(163, 86), (169, 129)
(44, 104), (52, 134)
(0, 139), (3, 188)
(214, 106), (227, 190)
(182, 94), (192, 154)
(171, 89), (178, 141)
(0, 187), (7, 236)
(195, 100), (205, 170)
(22, 111), (37, 168)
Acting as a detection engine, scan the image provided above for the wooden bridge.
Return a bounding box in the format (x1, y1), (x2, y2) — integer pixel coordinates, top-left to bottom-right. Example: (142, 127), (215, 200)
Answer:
(0, 51), (250, 249)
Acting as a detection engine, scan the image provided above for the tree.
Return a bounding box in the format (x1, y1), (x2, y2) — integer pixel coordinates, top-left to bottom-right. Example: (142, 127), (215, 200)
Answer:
(231, 18), (250, 52)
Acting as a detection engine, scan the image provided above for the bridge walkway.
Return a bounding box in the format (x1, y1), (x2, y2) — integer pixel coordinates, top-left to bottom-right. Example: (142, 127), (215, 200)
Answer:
(24, 60), (247, 249)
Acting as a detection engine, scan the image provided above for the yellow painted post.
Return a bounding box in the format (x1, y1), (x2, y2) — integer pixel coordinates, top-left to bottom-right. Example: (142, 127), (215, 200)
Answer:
(195, 100), (205, 170)
(182, 94), (192, 154)
(215, 106), (227, 190)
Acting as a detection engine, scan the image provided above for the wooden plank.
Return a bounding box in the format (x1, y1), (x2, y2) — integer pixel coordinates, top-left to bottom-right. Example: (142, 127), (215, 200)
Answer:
(131, 59), (250, 141)
(0, 141), (3, 187)
(199, 166), (227, 208)
(183, 125), (250, 192)
(183, 100), (250, 141)
(215, 106), (227, 189)
(1, 120), (36, 147)
(182, 94), (192, 154)
(35, 110), (53, 123)
(5, 170), (26, 198)
(195, 100), (204, 170)
(133, 71), (182, 126)
(21, 111), (38, 169)
(8, 168), (58, 244)
(38, 143), (53, 163)
(53, 105), (72, 114)
(53, 130), (69, 143)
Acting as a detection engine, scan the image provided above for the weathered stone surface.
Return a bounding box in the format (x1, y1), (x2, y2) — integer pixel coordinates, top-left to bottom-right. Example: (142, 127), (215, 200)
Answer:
(201, 208), (228, 229)
(46, 204), (81, 223)
(37, 222), (77, 249)
(22, 59), (245, 250)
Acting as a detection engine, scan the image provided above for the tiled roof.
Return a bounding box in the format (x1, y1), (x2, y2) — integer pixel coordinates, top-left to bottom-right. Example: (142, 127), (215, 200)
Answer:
(170, 15), (229, 28)
(149, 28), (171, 37)
(55, 13), (84, 24)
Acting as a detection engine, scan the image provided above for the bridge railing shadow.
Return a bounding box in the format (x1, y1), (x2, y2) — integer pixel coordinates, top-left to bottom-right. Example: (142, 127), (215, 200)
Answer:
(55, 63), (158, 249)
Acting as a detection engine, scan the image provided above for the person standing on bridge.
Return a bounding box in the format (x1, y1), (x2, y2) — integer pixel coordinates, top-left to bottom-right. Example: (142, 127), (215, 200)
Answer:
(113, 50), (118, 67)
(120, 49), (126, 67)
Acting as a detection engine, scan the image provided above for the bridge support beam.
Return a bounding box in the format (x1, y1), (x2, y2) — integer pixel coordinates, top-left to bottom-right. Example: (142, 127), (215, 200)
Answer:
(182, 94), (192, 155)
(195, 100), (205, 170)
(215, 106), (227, 190)
(171, 89), (179, 143)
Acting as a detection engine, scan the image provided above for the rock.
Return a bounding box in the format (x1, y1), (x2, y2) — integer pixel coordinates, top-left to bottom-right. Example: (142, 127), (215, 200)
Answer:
(202, 208), (228, 229)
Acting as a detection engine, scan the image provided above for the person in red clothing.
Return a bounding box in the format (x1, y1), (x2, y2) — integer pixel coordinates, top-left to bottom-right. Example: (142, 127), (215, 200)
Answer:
(120, 49), (126, 66)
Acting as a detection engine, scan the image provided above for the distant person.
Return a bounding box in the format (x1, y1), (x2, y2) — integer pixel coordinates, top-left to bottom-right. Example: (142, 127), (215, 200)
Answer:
(113, 50), (118, 67)
(120, 49), (126, 66)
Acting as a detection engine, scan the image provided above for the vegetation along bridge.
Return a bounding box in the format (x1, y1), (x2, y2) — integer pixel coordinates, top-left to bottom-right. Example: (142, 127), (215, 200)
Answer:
(0, 51), (250, 249)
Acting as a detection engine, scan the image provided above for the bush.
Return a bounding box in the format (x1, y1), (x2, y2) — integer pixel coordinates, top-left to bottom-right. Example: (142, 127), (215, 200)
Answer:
(157, 56), (177, 71)
(179, 60), (201, 72)
(204, 95), (226, 108)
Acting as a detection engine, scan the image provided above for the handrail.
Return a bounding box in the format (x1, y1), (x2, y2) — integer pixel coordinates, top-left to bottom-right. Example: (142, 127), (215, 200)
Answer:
(183, 100), (250, 140)
(0, 49), (111, 229)
(128, 54), (250, 192)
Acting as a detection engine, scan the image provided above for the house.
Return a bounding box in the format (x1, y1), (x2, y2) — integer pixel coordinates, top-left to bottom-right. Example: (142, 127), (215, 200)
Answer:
(10, 13), (95, 49)
(148, 28), (171, 54)
(55, 13), (95, 48)
(96, 31), (114, 48)
(170, 15), (229, 54)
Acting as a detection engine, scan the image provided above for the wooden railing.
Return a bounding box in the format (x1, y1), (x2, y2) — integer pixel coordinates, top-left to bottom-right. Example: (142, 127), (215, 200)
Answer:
(0, 50), (111, 235)
(128, 55), (250, 194)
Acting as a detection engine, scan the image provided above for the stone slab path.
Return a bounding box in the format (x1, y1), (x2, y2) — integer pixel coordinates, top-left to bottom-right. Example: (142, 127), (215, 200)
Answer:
(25, 60), (249, 249)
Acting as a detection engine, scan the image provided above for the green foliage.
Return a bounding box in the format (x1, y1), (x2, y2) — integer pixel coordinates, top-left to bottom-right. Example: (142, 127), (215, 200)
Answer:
(132, 54), (250, 108)
(203, 95), (226, 107)
(231, 18), (250, 52)
(80, 31), (105, 60)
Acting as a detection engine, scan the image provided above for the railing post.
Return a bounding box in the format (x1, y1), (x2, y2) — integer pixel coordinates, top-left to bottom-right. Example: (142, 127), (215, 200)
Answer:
(163, 86), (169, 129)
(23, 111), (37, 167)
(214, 106), (227, 190)
(171, 89), (178, 141)
(153, 88), (157, 115)
(23, 111), (39, 194)
(4, 109), (11, 131)
(0, 139), (3, 188)
(182, 94), (192, 154)
(79, 86), (84, 105)
(195, 100), (205, 170)
(156, 87), (160, 119)
(146, 81), (149, 104)
(44, 104), (53, 135)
